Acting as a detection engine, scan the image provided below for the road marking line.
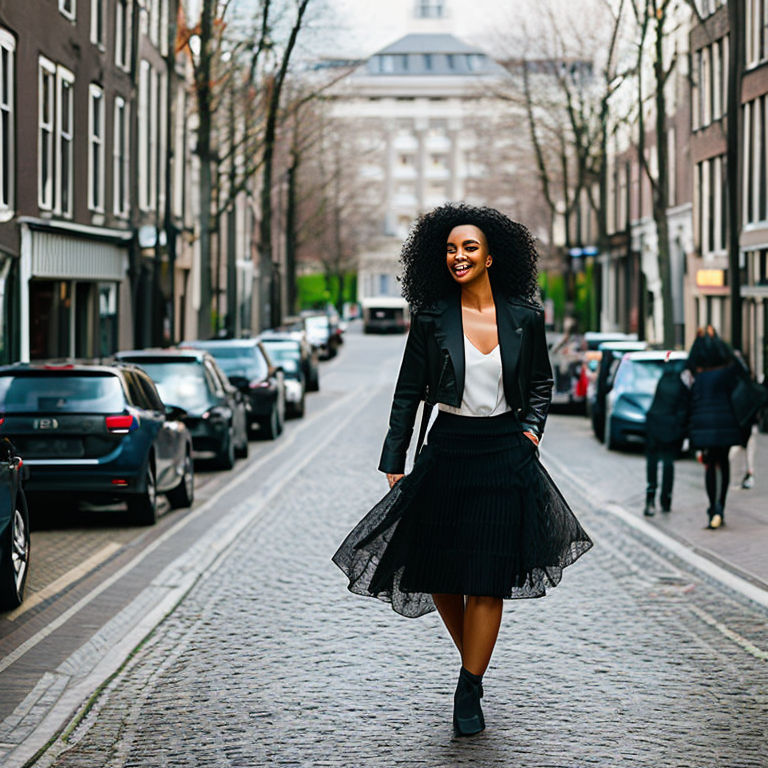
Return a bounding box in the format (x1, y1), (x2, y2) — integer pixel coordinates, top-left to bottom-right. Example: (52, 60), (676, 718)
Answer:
(541, 447), (768, 612)
(688, 604), (768, 662)
(6, 543), (122, 622)
(0, 377), (378, 676)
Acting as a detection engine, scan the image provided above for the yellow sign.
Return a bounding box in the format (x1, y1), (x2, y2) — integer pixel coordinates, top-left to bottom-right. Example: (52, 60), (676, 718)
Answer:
(696, 269), (725, 287)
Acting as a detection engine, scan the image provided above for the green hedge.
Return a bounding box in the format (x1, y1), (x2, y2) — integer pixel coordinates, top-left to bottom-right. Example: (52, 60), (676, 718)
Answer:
(296, 272), (358, 312)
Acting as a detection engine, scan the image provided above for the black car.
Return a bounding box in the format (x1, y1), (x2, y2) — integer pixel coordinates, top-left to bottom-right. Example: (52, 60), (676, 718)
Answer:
(0, 361), (195, 525)
(0, 437), (29, 610)
(264, 326), (320, 392)
(116, 349), (249, 467)
(258, 335), (306, 418)
(182, 340), (286, 439)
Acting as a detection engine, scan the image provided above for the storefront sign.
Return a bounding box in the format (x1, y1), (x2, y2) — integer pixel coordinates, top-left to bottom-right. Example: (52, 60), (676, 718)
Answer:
(696, 269), (725, 287)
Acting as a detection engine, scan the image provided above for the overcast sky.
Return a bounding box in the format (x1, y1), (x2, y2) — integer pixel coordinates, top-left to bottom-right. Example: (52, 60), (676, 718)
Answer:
(304, 0), (531, 59)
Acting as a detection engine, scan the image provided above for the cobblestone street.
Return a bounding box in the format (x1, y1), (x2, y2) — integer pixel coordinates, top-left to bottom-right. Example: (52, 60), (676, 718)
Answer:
(21, 331), (768, 768)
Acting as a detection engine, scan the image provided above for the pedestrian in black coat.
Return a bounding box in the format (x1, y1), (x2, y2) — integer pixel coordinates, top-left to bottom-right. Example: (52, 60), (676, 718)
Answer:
(643, 356), (688, 516)
(686, 326), (743, 529)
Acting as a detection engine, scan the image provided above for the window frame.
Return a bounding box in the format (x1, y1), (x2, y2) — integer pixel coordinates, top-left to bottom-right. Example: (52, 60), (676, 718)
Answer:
(88, 83), (106, 213)
(113, 96), (130, 218)
(55, 66), (75, 218)
(0, 29), (15, 221)
(90, 0), (106, 47)
(59, 0), (76, 21)
(38, 56), (56, 211)
(115, 0), (132, 72)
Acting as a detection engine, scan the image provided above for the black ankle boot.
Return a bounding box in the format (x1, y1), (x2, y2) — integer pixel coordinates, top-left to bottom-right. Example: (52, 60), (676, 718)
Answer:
(643, 493), (656, 517)
(453, 667), (485, 737)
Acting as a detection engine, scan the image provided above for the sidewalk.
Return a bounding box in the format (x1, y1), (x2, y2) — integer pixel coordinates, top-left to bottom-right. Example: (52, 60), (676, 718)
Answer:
(544, 415), (768, 593)
(645, 431), (768, 589)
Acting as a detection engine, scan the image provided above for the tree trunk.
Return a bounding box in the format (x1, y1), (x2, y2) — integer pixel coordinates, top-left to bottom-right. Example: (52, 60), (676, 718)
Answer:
(194, 0), (215, 340)
(727, 1), (743, 349)
(652, 11), (675, 348)
(285, 156), (298, 315)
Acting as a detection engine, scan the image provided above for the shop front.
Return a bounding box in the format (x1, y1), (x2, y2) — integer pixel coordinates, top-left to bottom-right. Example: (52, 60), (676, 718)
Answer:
(19, 220), (131, 362)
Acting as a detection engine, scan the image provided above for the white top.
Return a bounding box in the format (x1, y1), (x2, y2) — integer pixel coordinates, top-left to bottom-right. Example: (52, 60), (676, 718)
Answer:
(438, 335), (510, 418)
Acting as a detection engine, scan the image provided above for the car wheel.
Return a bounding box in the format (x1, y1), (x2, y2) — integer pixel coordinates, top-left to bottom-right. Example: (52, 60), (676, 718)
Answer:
(128, 462), (158, 525)
(261, 405), (280, 440)
(215, 427), (236, 469)
(307, 368), (319, 392)
(604, 413), (616, 450)
(292, 393), (306, 418)
(167, 451), (194, 509)
(0, 490), (30, 611)
(592, 413), (604, 442)
(235, 428), (249, 459)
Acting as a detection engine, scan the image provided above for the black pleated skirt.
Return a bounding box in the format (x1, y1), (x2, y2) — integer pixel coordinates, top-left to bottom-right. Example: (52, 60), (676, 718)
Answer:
(332, 410), (593, 618)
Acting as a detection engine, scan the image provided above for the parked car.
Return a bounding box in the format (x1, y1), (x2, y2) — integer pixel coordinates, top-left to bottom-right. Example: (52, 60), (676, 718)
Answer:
(0, 437), (29, 610)
(116, 349), (249, 466)
(180, 340), (286, 440)
(604, 350), (687, 449)
(263, 327), (319, 392)
(547, 331), (585, 409)
(589, 340), (649, 440)
(301, 312), (340, 360)
(0, 361), (195, 525)
(258, 336), (307, 417)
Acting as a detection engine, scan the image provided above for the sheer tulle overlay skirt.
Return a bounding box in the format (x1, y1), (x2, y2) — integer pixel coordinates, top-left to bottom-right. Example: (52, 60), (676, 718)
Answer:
(332, 411), (593, 618)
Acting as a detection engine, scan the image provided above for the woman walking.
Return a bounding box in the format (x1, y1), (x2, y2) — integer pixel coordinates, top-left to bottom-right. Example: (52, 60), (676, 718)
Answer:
(333, 204), (592, 737)
(686, 326), (744, 529)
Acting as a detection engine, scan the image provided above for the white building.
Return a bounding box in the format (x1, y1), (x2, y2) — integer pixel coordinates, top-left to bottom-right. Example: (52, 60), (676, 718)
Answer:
(328, 1), (512, 304)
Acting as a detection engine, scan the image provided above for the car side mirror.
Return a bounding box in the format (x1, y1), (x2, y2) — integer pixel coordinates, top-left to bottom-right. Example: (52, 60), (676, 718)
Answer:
(228, 375), (250, 392)
(165, 404), (188, 421)
(268, 365), (283, 377)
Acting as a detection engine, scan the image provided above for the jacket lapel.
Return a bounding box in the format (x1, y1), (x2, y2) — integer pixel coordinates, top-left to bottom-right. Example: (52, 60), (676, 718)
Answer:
(432, 292), (464, 399)
(495, 290), (524, 402)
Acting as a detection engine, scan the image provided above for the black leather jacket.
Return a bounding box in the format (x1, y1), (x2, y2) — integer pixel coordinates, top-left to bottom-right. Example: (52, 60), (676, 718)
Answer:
(379, 291), (554, 474)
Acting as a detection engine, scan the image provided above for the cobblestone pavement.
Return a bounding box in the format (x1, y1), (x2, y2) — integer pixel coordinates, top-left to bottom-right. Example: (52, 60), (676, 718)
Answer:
(31, 334), (768, 768)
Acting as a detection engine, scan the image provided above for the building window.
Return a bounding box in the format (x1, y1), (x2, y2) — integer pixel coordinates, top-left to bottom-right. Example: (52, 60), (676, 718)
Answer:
(423, 54), (433, 71)
(746, 0), (768, 67)
(38, 57), (56, 211)
(116, 0), (132, 71)
(59, 0), (76, 20)
(743, 95), (768, 224)
(91, 0), (105, 46)
(0, 29), (15, 220)
(88, 84), (105, 212)
(148, 0), (160, 46)
(113, 97), (130, 217)
(138, 60), (158, 212)
(160, 0), (169, 56)
(56, 67), (74, 217)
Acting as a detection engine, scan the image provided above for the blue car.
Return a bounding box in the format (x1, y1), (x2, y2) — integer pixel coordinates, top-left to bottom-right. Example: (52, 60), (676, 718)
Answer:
(0, 362), (195, 525)
(604, 351), (687, 449)
(0, 437), (29, 610)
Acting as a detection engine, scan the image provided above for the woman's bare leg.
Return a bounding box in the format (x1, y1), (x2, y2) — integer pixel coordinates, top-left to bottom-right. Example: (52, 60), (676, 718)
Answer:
(432, 593), (465, 654)
(462, 595), (503, 676)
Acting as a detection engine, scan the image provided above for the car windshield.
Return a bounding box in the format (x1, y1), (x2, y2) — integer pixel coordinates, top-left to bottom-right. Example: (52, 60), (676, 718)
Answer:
(128, 361), (213, 411)
(613, 359), (667, 395)
(0, 373), (125, 413)
(304, 315), (329, 331)
(201, 346), (268, 380)
(261, 342), (300, 374)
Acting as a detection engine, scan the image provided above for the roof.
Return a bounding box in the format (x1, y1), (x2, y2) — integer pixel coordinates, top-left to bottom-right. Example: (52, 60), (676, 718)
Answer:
(115, 348), (209, 361)
(622, 350), (687, 361)
(377, 34), (483, 55)
(363, 32), (499, 77)
(0, 361), (127, 374)
(182, 339), (260, 348)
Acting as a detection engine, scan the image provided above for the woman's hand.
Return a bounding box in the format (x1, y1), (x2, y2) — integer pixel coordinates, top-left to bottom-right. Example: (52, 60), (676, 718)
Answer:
(387, 473), (405, 489)
(523, 431), (539, 447)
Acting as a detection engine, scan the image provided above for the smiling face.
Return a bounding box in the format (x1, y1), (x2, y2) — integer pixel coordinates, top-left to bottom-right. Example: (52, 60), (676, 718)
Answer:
(446, 224), (492, 286)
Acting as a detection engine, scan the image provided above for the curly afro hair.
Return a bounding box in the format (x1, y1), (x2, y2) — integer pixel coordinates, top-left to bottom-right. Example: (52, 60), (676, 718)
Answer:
(398, 203), (540, 310)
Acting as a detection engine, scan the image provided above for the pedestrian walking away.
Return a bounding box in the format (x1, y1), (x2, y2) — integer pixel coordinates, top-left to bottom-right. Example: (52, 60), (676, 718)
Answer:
(643, 352), (689, 516)
(686, 326), (745, 530)
(332, 204), (593, 738)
